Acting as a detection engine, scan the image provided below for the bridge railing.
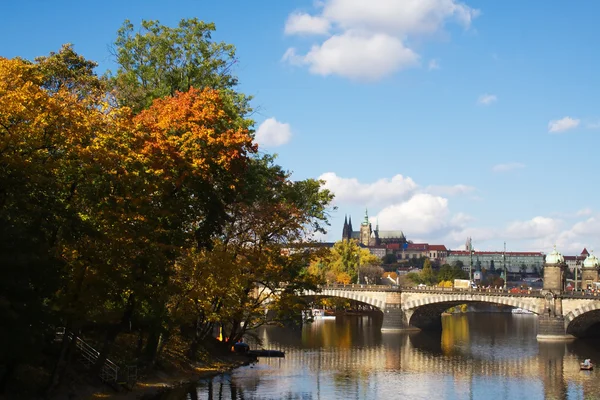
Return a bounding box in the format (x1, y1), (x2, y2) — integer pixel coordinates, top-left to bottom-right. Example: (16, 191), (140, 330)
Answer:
(320, 283), (544, 296)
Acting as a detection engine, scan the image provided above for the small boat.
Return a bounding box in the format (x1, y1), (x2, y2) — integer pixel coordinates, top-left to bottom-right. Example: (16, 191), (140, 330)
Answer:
(580, 360), (593, 370)
(511, 308), (533, 314)
(303, 309), (336, 320)
(248, 349), (285, 358)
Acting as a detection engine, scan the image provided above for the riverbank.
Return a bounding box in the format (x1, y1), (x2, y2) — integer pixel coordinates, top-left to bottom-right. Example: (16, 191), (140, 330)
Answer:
(48, 352), (255, 400)
(90, 353), (254, 399)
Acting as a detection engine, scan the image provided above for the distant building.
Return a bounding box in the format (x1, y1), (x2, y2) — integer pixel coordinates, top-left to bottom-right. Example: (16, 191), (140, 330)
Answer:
(446, 250), (544, 274)
(564, 248), (589, 272)
(342, 209), (408, 247)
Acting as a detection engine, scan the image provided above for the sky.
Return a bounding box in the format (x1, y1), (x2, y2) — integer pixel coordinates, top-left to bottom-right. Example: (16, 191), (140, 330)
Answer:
(2, 0), (600, 255)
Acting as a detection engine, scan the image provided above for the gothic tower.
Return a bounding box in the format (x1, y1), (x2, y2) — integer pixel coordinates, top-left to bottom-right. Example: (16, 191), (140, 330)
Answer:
(359, 209), (372, 246)
(342, 215), (350, 241)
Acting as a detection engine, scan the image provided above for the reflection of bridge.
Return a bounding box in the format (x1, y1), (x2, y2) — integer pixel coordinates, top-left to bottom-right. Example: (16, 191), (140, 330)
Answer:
(255, 329), (596, 399)
(302, 285), (600, 338)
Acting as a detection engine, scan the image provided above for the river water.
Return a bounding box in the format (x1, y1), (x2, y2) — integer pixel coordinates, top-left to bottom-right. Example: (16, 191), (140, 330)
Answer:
(167, 313), (600, 400)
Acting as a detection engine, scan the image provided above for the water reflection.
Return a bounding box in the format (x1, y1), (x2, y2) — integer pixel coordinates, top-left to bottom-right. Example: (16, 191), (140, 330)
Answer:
(168, 314), (600, 400)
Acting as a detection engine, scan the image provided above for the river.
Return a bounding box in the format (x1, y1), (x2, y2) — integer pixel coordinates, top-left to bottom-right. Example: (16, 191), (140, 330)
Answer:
(162, 313), (600, 399)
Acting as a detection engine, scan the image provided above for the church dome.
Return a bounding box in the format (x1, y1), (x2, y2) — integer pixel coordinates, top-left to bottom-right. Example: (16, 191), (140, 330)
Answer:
(545, 246), (564, 264)
(583, 251), (599, 268)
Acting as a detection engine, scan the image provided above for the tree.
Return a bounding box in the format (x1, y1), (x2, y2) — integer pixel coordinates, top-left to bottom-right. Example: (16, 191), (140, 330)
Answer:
(360, 264), (385, 284)
(421, 258), (436, 285)
(167, 155), (334, 352)
(382, 253), (397, 265)
(308, 240), (381, 284)
(437, 264), (467, 282)
(110, 18), (250, 117)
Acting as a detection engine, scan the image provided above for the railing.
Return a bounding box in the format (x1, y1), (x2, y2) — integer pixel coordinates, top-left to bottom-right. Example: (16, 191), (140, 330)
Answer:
(55, 328), (123, 384)
(320, 284), (543, 296)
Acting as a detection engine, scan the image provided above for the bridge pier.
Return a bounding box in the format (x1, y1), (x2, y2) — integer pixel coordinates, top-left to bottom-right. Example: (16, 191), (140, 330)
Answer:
(381, 307), (407, 331)
(536, 291), (575, 341)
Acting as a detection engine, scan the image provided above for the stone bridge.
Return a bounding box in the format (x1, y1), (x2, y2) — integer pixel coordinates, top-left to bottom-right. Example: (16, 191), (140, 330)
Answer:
(303, 285), (600, 340)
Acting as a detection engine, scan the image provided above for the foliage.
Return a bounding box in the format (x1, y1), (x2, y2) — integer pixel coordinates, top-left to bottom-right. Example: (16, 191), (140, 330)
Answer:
(308, 240), (381, 284)
(382, 253), (397, 264)
(0, 19), (335, 393)
(420, 259), (436, 285)
(437, 264), (468, 282)
(109, 18), (250, 118)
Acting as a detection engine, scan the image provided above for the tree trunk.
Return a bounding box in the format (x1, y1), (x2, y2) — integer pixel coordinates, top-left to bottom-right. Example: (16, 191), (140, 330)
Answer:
(92, 294), (135, 375)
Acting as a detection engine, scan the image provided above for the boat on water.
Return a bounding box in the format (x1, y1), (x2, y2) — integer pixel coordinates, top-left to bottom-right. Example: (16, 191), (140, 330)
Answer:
(303, 309), (336, 320)
(581, 359), (593, 370)
(511, 308), (533, 314)
(248, 349), (285, 358)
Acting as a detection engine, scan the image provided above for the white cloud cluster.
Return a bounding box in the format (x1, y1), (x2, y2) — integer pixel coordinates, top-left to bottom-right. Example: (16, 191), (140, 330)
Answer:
(284, 12), (331, 35)
(477, 93), (497, 105)
(318, 172), (418, 206)
(283, 0), (479, 80)
(321, 172), (600, 253)
(319, 172), (475, 239)
(548, 116), (580, 133)
(255, 118), (292, 147)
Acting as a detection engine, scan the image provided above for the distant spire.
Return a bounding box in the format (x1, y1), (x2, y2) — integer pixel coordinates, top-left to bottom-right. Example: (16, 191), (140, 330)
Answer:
(362, 208), (369, 225)
(376, 217), (379, 232)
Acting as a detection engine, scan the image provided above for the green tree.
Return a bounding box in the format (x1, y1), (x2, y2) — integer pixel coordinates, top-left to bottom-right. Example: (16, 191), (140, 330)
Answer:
(421, 258), (436, 285)
(382, 253), (397, 264)
(110, 18), (250, 117)
(437, 264), (468, 282)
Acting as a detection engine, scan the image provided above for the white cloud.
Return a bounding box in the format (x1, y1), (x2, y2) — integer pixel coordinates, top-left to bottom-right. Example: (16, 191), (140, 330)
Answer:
(548, 116), (580, 133)
(376, 194), (450, 235)
(282, 0), (479, 80)
(255, 118), (292, 147)
(576, 208), (593, 217)
(321, 0), (478, 35)
(505, 216), (561, 240)
(425, 184), (474, 196)
(477, 93), (497, 105)
(492, 162), (525, 173)
(319, 172), (417, 206)
(303, 31), (419, 80)
(428, 59), (440, 70)
(284, 12), (331, 35)
(571, 217), (600, 236)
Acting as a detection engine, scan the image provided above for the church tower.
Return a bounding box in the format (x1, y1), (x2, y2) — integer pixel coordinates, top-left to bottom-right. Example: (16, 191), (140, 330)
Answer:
(342, 215), (350, 241)
(359, 209), (372, 246)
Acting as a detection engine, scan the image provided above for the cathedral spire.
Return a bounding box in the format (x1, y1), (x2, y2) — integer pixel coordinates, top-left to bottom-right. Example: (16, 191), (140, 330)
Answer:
(362, 208), (369, 226)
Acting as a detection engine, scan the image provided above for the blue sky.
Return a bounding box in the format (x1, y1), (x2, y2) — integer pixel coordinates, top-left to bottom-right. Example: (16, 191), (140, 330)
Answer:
(2, 0), (600, 254)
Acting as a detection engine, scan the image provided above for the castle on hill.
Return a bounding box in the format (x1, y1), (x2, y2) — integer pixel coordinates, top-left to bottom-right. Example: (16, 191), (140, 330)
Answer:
(341, 209), (408, 247)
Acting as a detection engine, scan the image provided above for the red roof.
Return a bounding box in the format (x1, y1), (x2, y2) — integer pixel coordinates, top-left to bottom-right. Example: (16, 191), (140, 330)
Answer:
(429, 245), (447, 251)
(581, 248), (589, 256)
(407, 243), (428, 251)
(386, 243), (400, 250)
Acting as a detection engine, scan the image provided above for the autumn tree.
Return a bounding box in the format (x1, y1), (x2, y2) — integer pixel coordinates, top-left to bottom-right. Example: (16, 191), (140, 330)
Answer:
(167, 155), (333, 353)
(109, 18), (249, 118)
(308, 240), (381, 285)
(421, 259), (436, 285)
(0, 50), (133, 392)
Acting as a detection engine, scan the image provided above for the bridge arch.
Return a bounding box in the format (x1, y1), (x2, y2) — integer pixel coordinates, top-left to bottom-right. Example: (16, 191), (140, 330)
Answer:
(402, 294), (540, 314)
(565, 303), (600, 337)
(401, 294), (540, 330)
(303, 288), (388, 310)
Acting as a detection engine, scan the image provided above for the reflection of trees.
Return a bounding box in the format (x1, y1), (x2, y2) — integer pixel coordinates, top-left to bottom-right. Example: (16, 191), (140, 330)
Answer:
(441, 315), (470, 355)
(186, 315), (600, 399)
